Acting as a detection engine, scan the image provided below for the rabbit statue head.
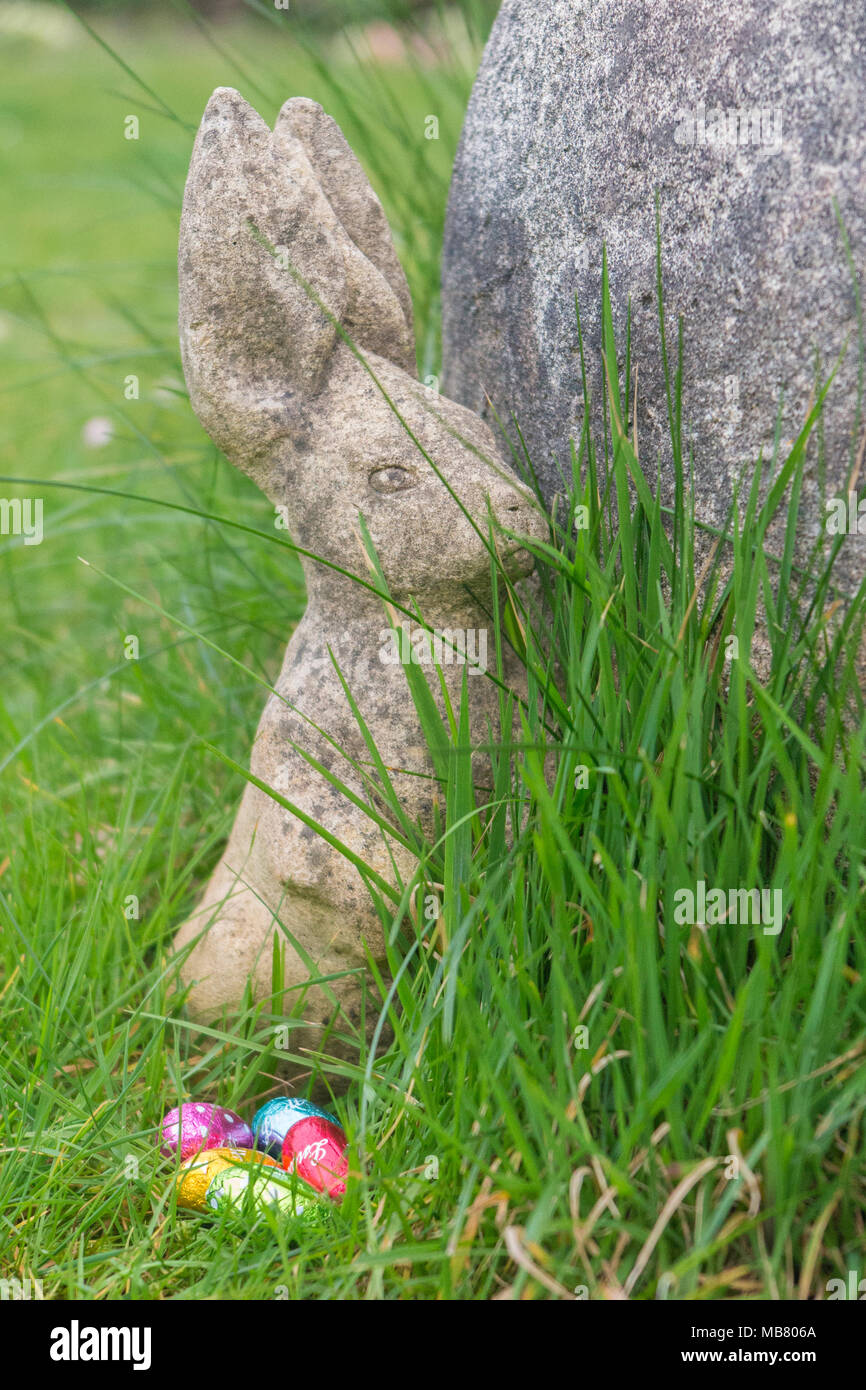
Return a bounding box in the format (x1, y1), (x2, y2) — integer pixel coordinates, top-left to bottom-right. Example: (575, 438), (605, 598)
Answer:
(179, 88), (538, 605)
(174, 89), (544, 1068)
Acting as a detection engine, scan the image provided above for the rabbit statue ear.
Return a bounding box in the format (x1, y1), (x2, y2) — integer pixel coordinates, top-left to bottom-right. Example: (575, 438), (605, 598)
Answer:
(179, 87), (349, 472)
(179, 88), (419, 476)
(274, 98), (416, 375)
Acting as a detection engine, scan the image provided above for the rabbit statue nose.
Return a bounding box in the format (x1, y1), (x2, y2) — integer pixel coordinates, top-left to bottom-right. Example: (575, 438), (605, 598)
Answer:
(173, 89), (542, 1073)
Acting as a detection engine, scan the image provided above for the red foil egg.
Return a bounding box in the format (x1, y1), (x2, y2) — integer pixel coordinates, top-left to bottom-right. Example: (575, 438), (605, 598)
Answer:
(281, 1116), (348, 1201)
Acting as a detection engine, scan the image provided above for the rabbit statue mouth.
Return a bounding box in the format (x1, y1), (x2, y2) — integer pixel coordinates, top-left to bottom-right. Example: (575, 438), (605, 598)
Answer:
(501, 541), (537, 579)
(172, 88), (545, 1074)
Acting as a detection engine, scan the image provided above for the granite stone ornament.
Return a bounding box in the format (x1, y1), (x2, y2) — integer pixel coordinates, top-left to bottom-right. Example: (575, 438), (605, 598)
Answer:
(443, 0), (866, 621)
(173, 90), (544, 1054)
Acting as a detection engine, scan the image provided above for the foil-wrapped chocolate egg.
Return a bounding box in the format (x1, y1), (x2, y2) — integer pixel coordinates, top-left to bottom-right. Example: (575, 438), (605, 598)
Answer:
(175, 1147), (278, 1212)
(252, 1096), (339, 1158)
(205, 1160), (305, 1217)
(282, 1115), (348, 1201)
(160, 1102), (253, 1160)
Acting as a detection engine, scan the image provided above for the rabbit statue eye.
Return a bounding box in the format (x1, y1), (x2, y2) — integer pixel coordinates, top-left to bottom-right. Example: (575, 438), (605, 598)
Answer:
(368, 465), (418, 494)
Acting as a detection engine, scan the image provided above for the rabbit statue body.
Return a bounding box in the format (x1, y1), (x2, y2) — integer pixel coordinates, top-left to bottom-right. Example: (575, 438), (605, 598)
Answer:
(173, 89), (543, 1059)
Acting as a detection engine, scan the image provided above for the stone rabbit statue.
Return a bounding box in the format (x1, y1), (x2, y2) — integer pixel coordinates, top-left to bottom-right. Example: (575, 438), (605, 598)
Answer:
(173, 88), (543, 1067)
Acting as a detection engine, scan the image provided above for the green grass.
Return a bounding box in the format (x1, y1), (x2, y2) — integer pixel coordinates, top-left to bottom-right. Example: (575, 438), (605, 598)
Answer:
(1, 3), (865, 1302)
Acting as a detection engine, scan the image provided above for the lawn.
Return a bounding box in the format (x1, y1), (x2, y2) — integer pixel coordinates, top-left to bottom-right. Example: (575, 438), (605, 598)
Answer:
(1, 1), (864, 1302)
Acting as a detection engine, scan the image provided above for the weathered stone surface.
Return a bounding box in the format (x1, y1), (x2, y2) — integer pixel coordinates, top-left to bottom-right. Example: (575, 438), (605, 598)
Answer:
(174, 90), (544, 1065)
(443, 0), (865, 597)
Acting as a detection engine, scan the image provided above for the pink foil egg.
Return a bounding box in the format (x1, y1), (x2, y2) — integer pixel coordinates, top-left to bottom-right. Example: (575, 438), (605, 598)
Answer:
(160, 1102), (253, 1160)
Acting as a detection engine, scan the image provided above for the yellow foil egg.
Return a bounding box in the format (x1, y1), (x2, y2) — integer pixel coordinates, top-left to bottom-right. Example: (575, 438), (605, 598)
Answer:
(175, 1146), (280, 1212)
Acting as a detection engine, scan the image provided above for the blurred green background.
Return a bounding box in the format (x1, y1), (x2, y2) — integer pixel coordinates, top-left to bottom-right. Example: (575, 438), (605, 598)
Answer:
(0, 0), (499, 392)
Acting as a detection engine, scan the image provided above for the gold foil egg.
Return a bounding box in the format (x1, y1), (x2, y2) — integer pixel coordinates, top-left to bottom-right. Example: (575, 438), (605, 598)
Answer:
(175, 1146), (280, 1212)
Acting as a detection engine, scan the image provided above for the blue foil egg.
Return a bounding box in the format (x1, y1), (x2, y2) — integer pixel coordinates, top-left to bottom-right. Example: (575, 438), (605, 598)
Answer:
(252, 1097), (339, 1158)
